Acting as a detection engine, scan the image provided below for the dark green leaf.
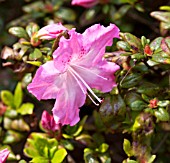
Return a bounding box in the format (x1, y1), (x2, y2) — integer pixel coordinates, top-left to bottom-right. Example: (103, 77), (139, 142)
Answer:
(120, 73), (142, 88)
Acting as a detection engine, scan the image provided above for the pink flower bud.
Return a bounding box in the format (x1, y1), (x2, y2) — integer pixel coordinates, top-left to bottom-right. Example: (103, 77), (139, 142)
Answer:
(0, 148), (10, 163)
(37, 23), (68, 40)
(41, 110), (59, 131)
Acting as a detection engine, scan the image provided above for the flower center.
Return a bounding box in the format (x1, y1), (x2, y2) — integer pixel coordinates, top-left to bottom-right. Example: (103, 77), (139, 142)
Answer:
(68, 66), (103, 105)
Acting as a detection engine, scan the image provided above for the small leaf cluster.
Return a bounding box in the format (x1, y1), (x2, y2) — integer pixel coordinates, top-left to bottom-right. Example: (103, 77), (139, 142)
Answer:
(0, 82), (34, 161)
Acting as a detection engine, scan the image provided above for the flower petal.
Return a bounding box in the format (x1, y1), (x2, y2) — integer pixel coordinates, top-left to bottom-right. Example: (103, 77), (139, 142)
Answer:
(53, 30), (83, 72)
(41, 110), (59, 131)
(72, 61), (119, 93)
(37, 23), (68, 40)
(52, 71), (86, 126)
(27, 61), (65, 100)
(0, 148), (10, 163)
(71, 0), (98, 8)
(79, 24), (120, 66)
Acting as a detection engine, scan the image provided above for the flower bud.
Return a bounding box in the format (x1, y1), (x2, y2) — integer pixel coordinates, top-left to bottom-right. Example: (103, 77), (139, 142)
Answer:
(0, 148), (10, 163)
(41, 110), (59, 132)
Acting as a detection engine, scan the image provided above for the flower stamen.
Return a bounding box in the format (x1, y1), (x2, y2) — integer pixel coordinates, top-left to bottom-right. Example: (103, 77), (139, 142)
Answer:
(68, 66), (102, 104)
(71, 64), (108, 80)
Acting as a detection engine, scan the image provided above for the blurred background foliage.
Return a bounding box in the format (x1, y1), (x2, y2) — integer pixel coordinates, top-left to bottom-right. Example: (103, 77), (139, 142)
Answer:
(0, 0), (170, 163)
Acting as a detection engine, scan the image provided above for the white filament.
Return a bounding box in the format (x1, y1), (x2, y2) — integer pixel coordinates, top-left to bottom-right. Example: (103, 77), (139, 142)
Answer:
(68, 66), (102, 104)
(71, 64), (108, 80)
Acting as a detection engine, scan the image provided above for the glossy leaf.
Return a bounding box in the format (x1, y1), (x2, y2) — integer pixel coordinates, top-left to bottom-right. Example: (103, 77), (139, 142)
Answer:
(154, 108), (170, 121)
(29, 48), (42, 60)
(51, 148), (67, 163)
(8, 27), (29, 40)
(17, 103), (34, 115)
(14, 82), (23, 108)
(1, 90), (14, 107)
(123, 139), (133, 157)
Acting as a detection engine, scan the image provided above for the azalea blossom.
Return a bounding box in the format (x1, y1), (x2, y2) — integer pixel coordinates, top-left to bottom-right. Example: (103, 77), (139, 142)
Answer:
(41, 110), (59, 131)
(28, 23), (120, 127)
(0, 148), (10, 163)
(71, 0), (99, 8)
(71, 0), (109, 8)
(37, 23), (68, 40)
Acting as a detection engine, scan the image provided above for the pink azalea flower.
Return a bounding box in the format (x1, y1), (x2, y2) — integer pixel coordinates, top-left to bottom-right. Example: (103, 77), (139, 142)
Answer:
(37, 23), (68, 40)
(71, 0), (99, 8)
(0, 148), (10, 163)
(71, 0), (109, 8)
(41, 110), (59, 131)
(27, 24), (120, 127)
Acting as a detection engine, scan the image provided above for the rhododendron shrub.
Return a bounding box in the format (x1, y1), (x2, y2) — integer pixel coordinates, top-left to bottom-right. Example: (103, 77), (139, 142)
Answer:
(1, 1), (170, 162)
(28, 23), (120, 127)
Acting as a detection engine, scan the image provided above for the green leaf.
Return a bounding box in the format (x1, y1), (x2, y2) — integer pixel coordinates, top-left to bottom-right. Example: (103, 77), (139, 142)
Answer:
(151, 11), (170, 23)
(123, 139), (133, 157)
(26, 61), (42, 66)
(98, 143), (109, 153)
(148, 155), (156, 163)
(84, 148), (99, 163)
(150, 37), (163, 51)
(14, 82), (23, 108)
(93, 110), (106, 132)
(117, 41), (131, 51)
(123, 33), (142, 52)
(160, 6), (170, 11)
(4, 109), (18, 119)
(1, 90), (14, 107)
(3, 130), (24, 144)
(17, 103), (34, 115)
(99, 94), (126, 127)
(29, 48), (42, 60)
(112, 5), (131, 21)
(137, 82), (160, 96)
(55, 7), (76, 22)
(8, 27), (29, 40)
(31, 157), (49, 163)
(60, 139), (74, 151)
(154, 108), (170, 121)
(18, 160), (27, 163)
(120, 73), (142, 88)
(157, 100), (170, 107)
(130, 100), (147, 111)
(26, 22), (40, 38)
(51, 148), (67, 163)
